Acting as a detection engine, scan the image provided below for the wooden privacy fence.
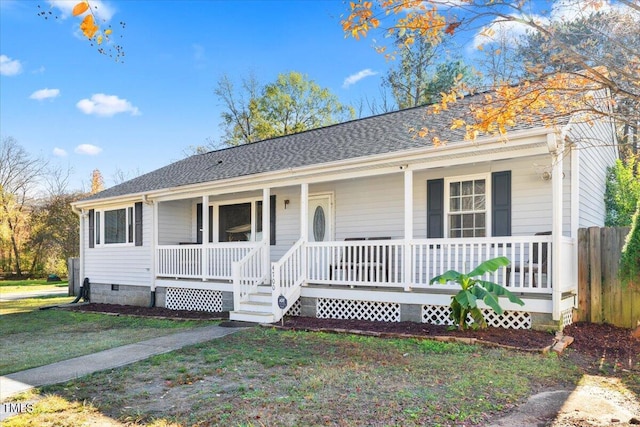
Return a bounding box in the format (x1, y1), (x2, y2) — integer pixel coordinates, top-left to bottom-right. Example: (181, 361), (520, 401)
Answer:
(576, 227), (640, 329)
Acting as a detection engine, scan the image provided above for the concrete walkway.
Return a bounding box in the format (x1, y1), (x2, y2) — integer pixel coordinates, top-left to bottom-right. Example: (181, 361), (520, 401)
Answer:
(0, 288), (69, 301)
(0, 324), (244, 403)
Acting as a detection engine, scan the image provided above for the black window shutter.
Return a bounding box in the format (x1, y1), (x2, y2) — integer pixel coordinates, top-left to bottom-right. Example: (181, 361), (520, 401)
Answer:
(492, 171), (512, 236)
(427, 179), (444, 238)
(270, 195), (276, 246)
(134, 202), (143, 246)
(88, 209), (95, 248)
(196, 203), (203, 244)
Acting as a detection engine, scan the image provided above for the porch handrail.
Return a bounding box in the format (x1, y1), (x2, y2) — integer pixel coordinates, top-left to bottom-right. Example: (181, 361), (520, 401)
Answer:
(411, 235), (553, 294)
(156, 245), (202, 278)
(156, 242), (256, 281)
(306, 239), (405, 287)
(271, 238), (306, 322)
(232, 241), (268, 311)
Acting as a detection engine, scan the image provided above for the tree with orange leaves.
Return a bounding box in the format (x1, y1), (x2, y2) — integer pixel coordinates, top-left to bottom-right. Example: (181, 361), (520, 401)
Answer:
(342, 0), (639, 146)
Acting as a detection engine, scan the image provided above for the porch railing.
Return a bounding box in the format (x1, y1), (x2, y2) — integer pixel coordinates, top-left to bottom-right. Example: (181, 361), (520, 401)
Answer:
(271, 238), (306, 322)
(410, 236), (553, 294)
(232, 241), (268, 311)
(304, 236), (554, 294)
(306, 240), (405, 287)
(156, 243), (256, 281)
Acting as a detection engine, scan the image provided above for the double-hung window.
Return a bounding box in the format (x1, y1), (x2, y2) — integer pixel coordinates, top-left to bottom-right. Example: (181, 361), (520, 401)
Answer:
(446, 175), (488, 238)
(94, 206), (135, 245)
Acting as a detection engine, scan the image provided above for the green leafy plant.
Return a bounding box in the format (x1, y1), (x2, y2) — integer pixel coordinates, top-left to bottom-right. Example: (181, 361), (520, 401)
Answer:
(430, 257), (524, 330)
(620, 201), (640, 288)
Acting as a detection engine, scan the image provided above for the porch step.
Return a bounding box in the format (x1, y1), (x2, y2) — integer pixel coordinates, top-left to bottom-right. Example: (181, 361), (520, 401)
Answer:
(229, 310), (275, 324)
(238, 300), (271, 311)
(248, 291), (272, 304)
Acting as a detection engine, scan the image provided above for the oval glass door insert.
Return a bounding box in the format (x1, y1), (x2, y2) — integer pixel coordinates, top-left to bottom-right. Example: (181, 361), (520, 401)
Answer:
(313, 206), (326, 241)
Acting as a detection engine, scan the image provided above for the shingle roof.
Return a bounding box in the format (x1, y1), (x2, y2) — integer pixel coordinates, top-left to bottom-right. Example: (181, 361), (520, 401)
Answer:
(81, 94), (545, 202)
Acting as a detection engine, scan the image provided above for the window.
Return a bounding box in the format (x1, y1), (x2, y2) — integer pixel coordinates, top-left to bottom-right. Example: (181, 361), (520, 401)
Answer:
(447, 177), (487, 238)
(219, 202), (254, 242)
(218, 201), (264, 242)
(94, 207), (134, 245)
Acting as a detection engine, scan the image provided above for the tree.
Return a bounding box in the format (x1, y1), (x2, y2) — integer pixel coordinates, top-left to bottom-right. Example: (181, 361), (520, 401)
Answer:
(514, 9), (640, 154)
(258, 72), (355, 137)
(215, 71), (355, 146)
(620, 201), (640, 288)
(0, 137), (47, 277)
(605, 156), (640, 227)
(27, 191), (83, 276)
(90, 169), (105, 194)
(342, 1), (640, 143)
(384, 35), (476, 109)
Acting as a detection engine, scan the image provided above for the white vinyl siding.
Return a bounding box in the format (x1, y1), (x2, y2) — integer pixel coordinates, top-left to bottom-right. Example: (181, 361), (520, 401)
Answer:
(269, 186), (301, 261)
(312, 174), (405, 240)
(84, 203), (152, 286)
(158, 200), (193, 245)
(568, 119), (618, 228)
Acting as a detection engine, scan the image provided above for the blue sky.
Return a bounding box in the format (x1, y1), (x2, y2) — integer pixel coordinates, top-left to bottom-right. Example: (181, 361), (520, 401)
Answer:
(1, 0), (394, 191)
(1, 0), (631, 192)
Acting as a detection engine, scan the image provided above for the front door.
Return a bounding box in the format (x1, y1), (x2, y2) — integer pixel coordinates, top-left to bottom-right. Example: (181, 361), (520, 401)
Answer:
(308, 194), (333, 242)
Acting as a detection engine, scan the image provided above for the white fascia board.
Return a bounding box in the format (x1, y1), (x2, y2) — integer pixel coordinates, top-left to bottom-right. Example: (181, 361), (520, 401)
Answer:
(72, 194), (146, 210)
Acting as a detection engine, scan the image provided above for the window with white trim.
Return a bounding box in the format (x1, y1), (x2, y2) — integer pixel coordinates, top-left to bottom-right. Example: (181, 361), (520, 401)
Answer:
(217, 201), (263, 242)
(446, 176), (488, 238)
(95, 206), (135, 245)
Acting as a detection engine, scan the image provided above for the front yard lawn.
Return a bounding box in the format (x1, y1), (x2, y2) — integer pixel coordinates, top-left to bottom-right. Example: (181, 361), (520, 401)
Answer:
(0, 298), (213, 375)
(9, 327), (582, 426)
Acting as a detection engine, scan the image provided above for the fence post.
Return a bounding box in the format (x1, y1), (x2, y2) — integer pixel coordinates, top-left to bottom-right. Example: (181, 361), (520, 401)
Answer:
(576, 229), (590, 322)
(588, 227), (602, 323)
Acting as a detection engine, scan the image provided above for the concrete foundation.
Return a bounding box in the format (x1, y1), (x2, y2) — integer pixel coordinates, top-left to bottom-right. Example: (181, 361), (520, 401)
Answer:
(89, 283), (152, 307)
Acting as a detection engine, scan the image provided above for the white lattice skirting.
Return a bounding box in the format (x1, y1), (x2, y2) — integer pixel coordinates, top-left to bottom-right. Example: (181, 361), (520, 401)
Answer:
(317, 298), (401, 322)
(285, 299), (301, 317)
(422, 305), (532, 330)
(165, 288), (224, 312)
(561, 308), (574, 328)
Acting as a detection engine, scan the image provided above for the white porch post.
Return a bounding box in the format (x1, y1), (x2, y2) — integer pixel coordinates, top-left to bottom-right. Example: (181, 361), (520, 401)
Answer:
(300, 183), (309, 283)
(202, 195), (209, 281)
(300, 183), (309, 241)
(550, 133), (564, 321)
(262, 188), (271, 284)
(404, 169), (413, 291)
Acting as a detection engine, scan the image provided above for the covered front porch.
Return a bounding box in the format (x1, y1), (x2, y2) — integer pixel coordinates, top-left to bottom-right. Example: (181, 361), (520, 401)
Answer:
(153, 233), (575, 326)
(151, 132), (578, 328)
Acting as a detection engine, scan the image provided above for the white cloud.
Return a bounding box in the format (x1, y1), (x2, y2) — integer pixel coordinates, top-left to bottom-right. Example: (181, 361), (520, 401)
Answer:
(0, 54), (22, 76)
(47, 0), (115, 21)
(76, 93), (141, 117)
(53, 147), (67, 157)
(74, 144), (102, 155)
(342, 69), (378, 88)
(472, 16), (536, 49)
(30, 88), (61, 101)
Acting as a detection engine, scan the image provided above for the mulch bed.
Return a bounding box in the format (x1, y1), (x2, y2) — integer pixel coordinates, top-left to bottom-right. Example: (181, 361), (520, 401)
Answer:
(63, 303), (640, 369)
(63, 302), (228, 320)
(278, 316), (556, 350)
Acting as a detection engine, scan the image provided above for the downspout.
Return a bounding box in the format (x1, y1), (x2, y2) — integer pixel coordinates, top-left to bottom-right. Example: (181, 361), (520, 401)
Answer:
(71, 205), (86, 298)
(143, 194), (156, 307)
